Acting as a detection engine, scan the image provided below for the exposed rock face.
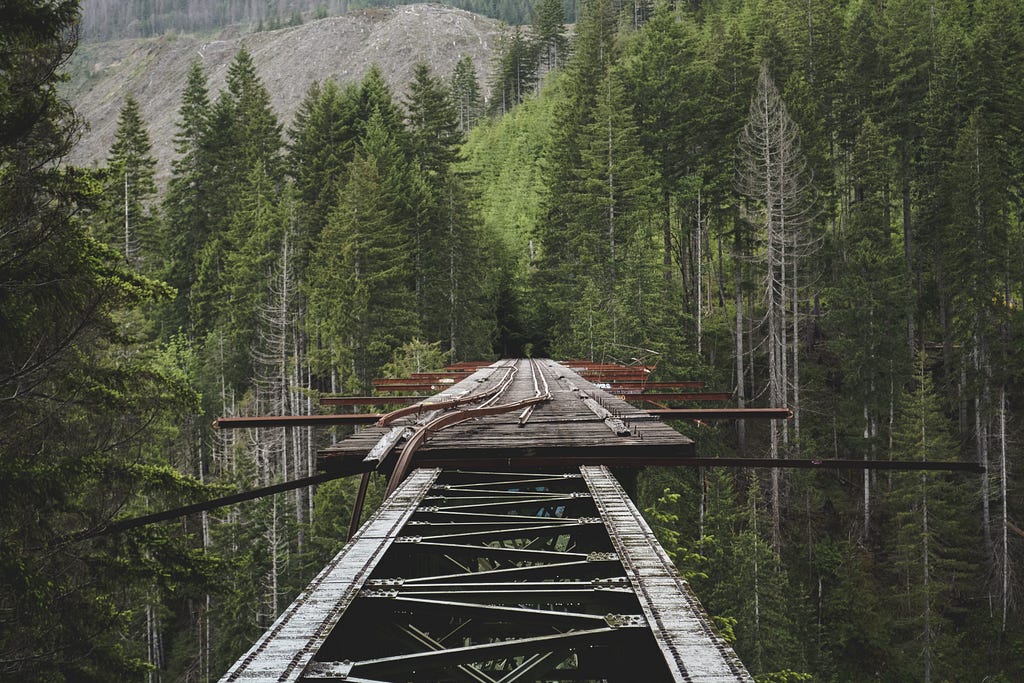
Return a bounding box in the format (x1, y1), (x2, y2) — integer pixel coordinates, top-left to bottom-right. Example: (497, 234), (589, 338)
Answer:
(64, 4), (500, 182)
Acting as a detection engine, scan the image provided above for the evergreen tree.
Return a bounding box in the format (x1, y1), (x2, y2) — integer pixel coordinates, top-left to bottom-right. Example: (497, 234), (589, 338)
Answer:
(826, 116), (911, 537)
(407, 62), (461, 178)
(103, 94), (159, 269)
(287, 78), (361, 269)
(534, 0), (622, 354)
(190, 91), (240, 335)
(163, 59), (212, 334)
(308, 151), (416, 389)
(405, 62), (493, 357)
(886, 356), (974, 681)
(1, 4), (218, 678)
(532, 0), (568, 76)
(490, 26), (539, 115)
(451, 55), (484, 133)
(622, 2), (702, 279)
(358, 64), (405, 138)
(226, 47), (284, 184)
(574, 69), (658, 292)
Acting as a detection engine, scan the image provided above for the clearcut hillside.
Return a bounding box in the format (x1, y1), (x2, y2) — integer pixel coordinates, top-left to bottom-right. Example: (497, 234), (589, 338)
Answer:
(64, 4), (501, 183)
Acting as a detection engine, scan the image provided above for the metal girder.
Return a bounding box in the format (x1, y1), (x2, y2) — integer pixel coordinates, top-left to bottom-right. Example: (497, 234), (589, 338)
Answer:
(221, 468), (751, 682)
(215, 414), (380, 428)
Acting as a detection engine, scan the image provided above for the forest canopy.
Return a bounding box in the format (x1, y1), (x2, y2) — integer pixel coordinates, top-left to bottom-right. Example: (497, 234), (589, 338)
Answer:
(1, 0), (1023, 681)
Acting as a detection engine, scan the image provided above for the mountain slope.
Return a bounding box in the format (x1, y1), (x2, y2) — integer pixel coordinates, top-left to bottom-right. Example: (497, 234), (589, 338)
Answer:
(65, 4), (501, 181)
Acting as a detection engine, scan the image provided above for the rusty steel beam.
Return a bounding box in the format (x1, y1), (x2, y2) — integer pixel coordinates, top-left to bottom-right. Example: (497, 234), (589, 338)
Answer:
(78, 472), (344, 540)
(648, 408), (793, 420)
(373, 379), (458, 386)
(386, 388), (551, 496)
(215, 414), (381, 428)
(373, 382), (458, 391)
(320, 395), (431, 406)
(623, 392), (733, 403)
(377, 365), (517, 426)
(607, 381), (707, 389)
(408, 455), (983, 473)
(409, 371), (474, 380)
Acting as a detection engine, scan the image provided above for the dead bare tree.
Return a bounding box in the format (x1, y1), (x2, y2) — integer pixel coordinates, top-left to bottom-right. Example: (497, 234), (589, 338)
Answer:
(737, 61), (817, 551)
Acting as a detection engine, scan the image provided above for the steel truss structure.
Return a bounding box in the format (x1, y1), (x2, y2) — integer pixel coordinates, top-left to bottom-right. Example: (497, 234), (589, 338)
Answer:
(222, 467), (750, 682)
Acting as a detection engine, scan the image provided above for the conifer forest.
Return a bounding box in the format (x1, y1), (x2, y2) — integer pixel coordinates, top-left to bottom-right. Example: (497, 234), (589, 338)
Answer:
(3, 0), (1024, 681)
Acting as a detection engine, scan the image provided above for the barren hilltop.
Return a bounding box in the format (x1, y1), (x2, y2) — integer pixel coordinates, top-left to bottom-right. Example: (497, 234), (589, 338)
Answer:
(64, 4), (501, 182)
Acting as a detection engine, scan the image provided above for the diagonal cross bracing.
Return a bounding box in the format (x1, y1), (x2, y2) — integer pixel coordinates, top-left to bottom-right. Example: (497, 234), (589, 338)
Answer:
(221, 466), (751, 682)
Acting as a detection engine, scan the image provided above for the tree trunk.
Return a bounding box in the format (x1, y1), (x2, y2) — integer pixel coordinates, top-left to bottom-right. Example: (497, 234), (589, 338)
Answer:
(922, 470), (932, 683)
(696, 188), (703, 356)
(999, 386), (1009, 632)
(735, 269), (746, 456)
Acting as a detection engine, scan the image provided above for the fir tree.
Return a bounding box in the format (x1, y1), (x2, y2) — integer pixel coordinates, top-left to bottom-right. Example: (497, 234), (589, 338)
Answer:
(532, 0), (568, 76)
(226, 47), (283, 184)
(287, 78), (361, 271)
(490, 26), (538, 115)
(163, 59), (212, 334)
(887, 355), (974, 682)
(308, 152), (416, 389)
(450, 55), (484, 133)
(104, 94), (158, 268)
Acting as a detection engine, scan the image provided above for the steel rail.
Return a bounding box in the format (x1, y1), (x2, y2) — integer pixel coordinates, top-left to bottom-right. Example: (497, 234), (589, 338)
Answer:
(517, 358), (548, 426)
(319, 395), (430, 406)
(350, 363), (520, 536)
(376, 363), (517, 426)
(624, 392), (733, 403)
(384, 361), (554, 496)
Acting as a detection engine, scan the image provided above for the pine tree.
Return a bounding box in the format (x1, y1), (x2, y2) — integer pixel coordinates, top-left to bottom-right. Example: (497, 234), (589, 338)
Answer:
(450, 55), (484, 133)
(104, 94), (158, 269)
(887, 355), (973, 682)
(163, 59), (212, 334)
(532, 0), (568, 77)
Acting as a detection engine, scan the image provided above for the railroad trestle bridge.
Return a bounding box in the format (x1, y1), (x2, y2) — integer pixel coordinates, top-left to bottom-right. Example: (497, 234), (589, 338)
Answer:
(212, 358), (977, 682)
(219, 359), (751, 682)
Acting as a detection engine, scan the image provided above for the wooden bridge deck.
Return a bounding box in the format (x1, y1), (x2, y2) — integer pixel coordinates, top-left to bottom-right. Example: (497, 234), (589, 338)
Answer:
(319, 359), (694, 474)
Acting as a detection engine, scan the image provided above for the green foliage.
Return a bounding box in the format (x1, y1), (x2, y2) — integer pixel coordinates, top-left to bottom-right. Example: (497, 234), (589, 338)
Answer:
(11, 0), (1024, 678)
(754, 670), (812, 683)
(381, 339), (450, 378)
(100, 95), (159, 269)
(451, 55), (484, 132)
(0, 4), (222, 677)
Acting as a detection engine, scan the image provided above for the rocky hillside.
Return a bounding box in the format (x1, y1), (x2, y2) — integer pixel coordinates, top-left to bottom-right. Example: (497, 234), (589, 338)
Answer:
(64, 4), (502, 183)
